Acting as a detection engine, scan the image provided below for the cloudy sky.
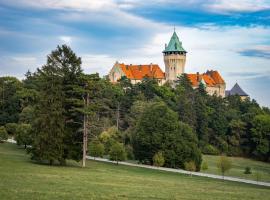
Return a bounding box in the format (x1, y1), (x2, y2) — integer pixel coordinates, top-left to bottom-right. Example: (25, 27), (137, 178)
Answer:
(0, 0), (270, 107)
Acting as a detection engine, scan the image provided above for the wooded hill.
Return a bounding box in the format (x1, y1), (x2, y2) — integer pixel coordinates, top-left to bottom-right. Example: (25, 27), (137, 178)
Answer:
(0, 45), (269, 170)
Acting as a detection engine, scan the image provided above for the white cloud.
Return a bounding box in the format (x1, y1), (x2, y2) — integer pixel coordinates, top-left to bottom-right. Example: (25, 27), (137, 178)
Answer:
(2, 0), (117, 11)
(207, 0), (270, 13)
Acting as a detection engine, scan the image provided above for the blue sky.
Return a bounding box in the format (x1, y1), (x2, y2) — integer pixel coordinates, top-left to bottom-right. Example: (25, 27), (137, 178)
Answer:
(0, 0), (270, 107)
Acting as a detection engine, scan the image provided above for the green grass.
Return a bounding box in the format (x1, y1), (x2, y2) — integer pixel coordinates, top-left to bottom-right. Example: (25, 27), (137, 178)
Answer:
(202, 155), (270, 182)
(0, 143), (270, 200)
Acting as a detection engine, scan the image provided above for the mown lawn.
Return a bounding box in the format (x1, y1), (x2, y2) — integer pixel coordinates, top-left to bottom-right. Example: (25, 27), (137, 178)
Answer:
(202, 155), (270, 182)
(0, 143), (269, 200)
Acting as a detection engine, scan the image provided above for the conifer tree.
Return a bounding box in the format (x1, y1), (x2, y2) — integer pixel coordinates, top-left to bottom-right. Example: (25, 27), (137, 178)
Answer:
(30, 63), (65, 165)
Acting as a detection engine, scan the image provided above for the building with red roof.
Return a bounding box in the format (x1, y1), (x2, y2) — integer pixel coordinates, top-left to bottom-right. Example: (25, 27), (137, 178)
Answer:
(108, 31), (226, 97)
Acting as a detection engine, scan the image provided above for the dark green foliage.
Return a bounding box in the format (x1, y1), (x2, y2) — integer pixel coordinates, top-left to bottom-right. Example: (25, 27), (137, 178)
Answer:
(133, 102), (202, 170)
(0, 77), (22, 125)
(0, 126), (8, 141)
(30, 45), (84, 164)
(5, 123), (18, 135)
(15, 123), (32, 149)
(251, 114), (270, 161)
(244, 166), (252, 174)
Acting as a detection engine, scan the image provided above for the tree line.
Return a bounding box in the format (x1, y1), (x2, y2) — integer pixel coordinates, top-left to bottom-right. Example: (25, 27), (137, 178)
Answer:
(0, 45), (269, 170)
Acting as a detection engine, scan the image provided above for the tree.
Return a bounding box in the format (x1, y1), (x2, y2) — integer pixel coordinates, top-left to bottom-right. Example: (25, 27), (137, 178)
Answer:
(153, 152), (165, 167)
(217, 155), (232, 178)
(29, 45), (85, 165)
(15, 123), (32, 149)
(109, 142), (126, 164)
(0, 77), (22, 126)
(5, 123), (18, 135)
(133, 101), (202, 170)
(250, 114), (270, 161)
(89, 141), (104, 158)
(0, 126), (8, 142)
(184, 161), (196, 175)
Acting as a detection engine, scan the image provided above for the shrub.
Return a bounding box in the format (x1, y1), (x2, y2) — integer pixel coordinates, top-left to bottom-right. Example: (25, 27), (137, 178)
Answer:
(89, 141), (105, 158)
(15, 123), (32, 149)
(153, 152), (165, 167)
(184, 161), (196, 172)
(244, 166), (252, 174)
(125, 145), (135, 160)
(0, 126), (8, 142)
(5, 123), (18, 135)
(202, 145), (219, 155)
(201, 161), (208, 170)
(109, 142), (126, 164)
(217, 155), (232, 178)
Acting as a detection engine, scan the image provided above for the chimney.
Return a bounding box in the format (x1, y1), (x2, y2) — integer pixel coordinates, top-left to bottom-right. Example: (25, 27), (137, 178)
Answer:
(165, 43), (167, 49)
(150, 63), (153, 71)
(196, 72), (200, 82)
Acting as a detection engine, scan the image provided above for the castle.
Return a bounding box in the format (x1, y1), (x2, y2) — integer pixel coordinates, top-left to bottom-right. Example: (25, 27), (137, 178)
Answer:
(109, 31), (226, 97)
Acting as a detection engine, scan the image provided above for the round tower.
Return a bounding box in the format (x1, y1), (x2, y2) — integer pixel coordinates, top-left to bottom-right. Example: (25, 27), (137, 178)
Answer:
(163, 31), (187, 82)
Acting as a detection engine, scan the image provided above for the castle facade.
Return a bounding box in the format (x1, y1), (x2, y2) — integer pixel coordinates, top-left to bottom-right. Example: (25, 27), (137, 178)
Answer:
(109, 31), (226, 97)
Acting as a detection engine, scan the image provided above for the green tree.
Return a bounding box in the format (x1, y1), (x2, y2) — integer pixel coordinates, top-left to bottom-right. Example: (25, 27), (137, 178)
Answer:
(153, 152), (165, 167)
(133, 101), (202, 170)
(217, 155), (232, 178)
(0, 77), (22, 125)
(15, 123), (32, 149)
(109, 142), (126, 164)
(0, 126), (8, 142)
(30, 49), (66, 165)
(5, 123), (18, 135)
(89, 141), (105, 158)
(251, 114), (270, 161)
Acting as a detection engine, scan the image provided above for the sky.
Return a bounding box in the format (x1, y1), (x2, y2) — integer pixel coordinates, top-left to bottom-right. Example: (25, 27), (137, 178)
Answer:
(0, 0), (270, 107)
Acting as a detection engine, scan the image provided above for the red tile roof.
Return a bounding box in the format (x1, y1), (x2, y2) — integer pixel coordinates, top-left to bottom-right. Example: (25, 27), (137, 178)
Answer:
(187, 71), (225, 87)
(119, 63), (165, 80)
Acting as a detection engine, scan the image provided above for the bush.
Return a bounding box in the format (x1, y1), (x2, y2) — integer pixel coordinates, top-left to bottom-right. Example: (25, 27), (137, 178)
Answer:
(217, 155), (232, 178)
(15, 123), (32, 149)
(125, 145), (135, 160)
(202, 145), (219, 155)
(244, 166), (252, 174)
(201, 161), (208, 170)
(153, 152), (165, 167)
(0, 126), (8, 142)
(5, 123), (18, 135)
(89, 141), (105, 158)
(184, 161), (196, 174)
(109, 142), (126, 164)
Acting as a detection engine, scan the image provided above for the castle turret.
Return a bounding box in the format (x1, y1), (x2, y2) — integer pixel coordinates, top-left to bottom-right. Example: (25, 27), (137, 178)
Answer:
(163, 31), (187, 82)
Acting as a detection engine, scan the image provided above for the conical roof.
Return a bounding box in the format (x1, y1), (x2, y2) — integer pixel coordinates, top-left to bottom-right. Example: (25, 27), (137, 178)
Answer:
(163, 31), (186, 53)
(229, 83), (248, 96)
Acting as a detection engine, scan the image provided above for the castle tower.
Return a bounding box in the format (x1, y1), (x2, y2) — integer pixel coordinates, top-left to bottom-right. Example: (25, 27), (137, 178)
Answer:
(163, 31), (187, 82)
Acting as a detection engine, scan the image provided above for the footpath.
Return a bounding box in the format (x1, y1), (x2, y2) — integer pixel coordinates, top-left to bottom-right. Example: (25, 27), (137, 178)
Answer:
(86, 156), (270, 187)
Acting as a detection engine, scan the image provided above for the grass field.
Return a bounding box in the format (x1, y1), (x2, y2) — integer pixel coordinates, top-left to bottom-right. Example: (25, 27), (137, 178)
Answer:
(0, 143), (270, 200)
(202, 155), (270, 182)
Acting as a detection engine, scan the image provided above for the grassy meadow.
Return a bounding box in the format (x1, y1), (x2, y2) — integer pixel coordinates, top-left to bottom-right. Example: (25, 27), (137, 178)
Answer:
(0, 143), (270, 200)
(202, 155), (270, 182)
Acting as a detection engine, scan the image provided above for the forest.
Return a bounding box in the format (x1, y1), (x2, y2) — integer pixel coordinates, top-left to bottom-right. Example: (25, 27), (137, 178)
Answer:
(0, 45), (269, 171)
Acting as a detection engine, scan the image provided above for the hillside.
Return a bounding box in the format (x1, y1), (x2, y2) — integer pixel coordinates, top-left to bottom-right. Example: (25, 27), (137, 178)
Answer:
(202, 155), (270, 182)
(0, 143), (269, 200)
